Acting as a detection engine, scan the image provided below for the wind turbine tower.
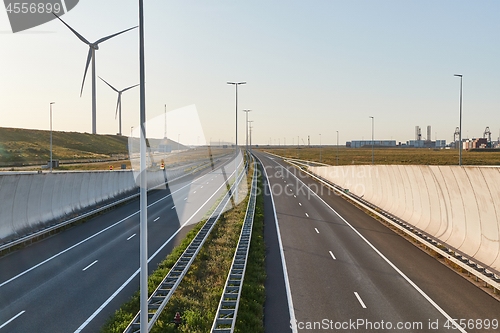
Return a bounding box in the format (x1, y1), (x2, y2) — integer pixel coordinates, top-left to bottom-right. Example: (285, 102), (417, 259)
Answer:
(99, 77), (139, 136)
(55, 14), (137, 134)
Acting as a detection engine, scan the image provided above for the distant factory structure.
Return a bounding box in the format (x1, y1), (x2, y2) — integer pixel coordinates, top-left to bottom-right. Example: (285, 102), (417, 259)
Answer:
(408, 125), (446, 148)
(347, 140), (396, 148)
(347, 124), (499, 149)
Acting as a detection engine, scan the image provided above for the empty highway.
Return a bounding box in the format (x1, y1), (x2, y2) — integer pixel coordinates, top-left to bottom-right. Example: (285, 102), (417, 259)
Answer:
(0, 153), (243, 333)
(256, 151), (500, 333)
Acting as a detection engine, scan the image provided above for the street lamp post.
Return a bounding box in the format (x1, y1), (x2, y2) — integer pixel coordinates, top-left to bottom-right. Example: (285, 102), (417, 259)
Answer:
(336, 130), (339, 165)
(369, 116), (374, 165)
(227, 81), (246, 203)
(138, 1), (148, 331)
(319, 133), (322, 163)
(454, 74), (463, 166)
(248, 120), (254, 154)
(243, 109), (251, 153)
(49, 102), (55, 172)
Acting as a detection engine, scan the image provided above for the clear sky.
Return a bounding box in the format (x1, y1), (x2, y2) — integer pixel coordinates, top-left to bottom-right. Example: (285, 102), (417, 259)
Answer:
(1, 1), (499, 145)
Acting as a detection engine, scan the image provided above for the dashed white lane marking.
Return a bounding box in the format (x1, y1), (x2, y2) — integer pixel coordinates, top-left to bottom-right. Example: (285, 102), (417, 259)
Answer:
(201, 186), (204, 188)
(329, 250), (336, 260)
(293, 195), (296, 198)
(354, 292), (367, 308)
(154, 217), (160, 222)
(193, 191), (197, 194)
(126, 234), (136, 241)
(298, 203), (302, 206)
(305, 213), (309, 217)
(278, 161), (467, 333)
(315, 228), (319, 234)
(83, 260), (98, 271)
(0, 311), (25, 330)
(184, 197), (187, 201)
(171, 206), (176, 210)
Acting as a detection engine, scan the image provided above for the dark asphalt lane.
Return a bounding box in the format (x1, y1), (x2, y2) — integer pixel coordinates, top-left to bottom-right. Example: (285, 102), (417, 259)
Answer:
(255, 151), (500, 333)
(0, 155), (242, 333)
(259, 161), (293, 333)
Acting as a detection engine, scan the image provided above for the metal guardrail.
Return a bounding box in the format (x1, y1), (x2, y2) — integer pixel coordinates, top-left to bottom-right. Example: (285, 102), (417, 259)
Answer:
(286, 160), (500, 292)
(210, 159), (258, 333)
(123, 159), (249, 333)
(0, 160), (220, 254)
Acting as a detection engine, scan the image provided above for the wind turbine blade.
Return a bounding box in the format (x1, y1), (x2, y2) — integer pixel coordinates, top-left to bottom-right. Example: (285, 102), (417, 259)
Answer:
(80, 47), (92, 97)
(53, 13), (91, 45)
(99, 76), (119, 93)
(122, 84), (140, 92)
(95, 26), (138, 45)
(115, 94), (121, 119)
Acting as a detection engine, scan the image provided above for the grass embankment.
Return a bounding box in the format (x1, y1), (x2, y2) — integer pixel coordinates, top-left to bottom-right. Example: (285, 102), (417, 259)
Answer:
(264, 147), (500, 165)
(0, 127), (129, 165)
(101, 164), (266, 333)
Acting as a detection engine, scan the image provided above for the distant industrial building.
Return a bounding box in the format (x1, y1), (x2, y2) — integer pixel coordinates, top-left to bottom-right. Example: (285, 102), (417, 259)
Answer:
(407, 140), (446, 148)
(347, 140), (397, 148)
(463, 138), (489, 150)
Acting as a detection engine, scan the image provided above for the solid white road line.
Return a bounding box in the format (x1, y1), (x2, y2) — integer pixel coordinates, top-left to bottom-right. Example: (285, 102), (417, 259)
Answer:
(82, 260), (98, 271)
(315, 228), (319, 234)
(73, 161), (243, 333)
(0, 169), (217, 289)
(0, 310), (25, 330)
(154, 217), (160, 222)
(354, 292), (367, 308)
(259, 156), (298, 333)
(126, 234), (136, 241)
(278, 161), (467, 333)
(329, 250), (336, 260)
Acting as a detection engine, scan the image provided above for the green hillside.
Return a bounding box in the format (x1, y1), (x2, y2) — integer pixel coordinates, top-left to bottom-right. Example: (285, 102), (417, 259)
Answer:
(0, 127), (129, 166)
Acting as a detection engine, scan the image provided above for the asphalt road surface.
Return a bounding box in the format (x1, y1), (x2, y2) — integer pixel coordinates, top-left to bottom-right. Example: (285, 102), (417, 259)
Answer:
(255, 151), (500, 333)
(0, 153), (243, 333)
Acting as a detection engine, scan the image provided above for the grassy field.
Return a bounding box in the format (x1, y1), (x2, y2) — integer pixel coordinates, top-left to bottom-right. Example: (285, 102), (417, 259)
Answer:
(262, 146), (500, 166)
(0, 127), (129, 165)
(0, 127), (227, 171)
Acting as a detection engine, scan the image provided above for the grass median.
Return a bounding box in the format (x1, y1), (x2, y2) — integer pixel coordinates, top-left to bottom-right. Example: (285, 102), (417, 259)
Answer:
(101, 163), (266, 333)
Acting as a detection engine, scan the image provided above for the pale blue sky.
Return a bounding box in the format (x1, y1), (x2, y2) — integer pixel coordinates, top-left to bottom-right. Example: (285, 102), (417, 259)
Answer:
(1, 1), (499, 145)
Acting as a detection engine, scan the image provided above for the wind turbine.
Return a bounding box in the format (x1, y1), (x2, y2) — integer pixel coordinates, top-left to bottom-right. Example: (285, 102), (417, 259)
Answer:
(54, 14), (137, 134)
(99, 77), (139, 136)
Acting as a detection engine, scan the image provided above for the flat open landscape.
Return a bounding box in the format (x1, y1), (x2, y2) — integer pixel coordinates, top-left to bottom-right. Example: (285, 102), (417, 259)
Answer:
(262, 146), (500, 166)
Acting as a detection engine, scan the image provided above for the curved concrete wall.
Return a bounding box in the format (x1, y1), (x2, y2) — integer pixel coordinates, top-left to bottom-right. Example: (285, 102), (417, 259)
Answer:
(0, 163), (204, 243)
(0, 171), (138, 241)
(310, 165), (500, 274)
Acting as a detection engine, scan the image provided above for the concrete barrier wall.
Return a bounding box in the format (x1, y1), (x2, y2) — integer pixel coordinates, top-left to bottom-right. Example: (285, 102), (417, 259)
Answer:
(0, 163), (206, 243)
(0, 171), (139, 241)
(309, 165), (500, 274)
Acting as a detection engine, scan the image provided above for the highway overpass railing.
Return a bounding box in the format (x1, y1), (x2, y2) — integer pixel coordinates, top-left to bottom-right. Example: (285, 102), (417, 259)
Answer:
(123, 157), (249, 333)
(210, 158), (258, 333)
